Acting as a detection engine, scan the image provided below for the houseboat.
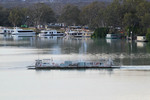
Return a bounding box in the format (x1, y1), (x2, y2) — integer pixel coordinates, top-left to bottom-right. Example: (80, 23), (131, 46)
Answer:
(0, 27), (13, 34)
(39, 30), (65, 37)
(65, 29), (93, 37)
(11, 27), (36, 37)
(136, 36), (147, 42)
(28, 59), (116, 69)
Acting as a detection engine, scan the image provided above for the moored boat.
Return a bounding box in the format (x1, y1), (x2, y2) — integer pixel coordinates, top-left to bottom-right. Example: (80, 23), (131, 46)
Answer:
(136, 36), (147, 42)
(0, 27), (13, 34)
(12, 27), (36, 37)
(65, 29), (93, 37)
(39, 30), (65, 37)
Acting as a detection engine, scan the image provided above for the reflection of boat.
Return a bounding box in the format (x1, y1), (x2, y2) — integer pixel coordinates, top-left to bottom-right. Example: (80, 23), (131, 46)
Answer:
(12, 27), (36, 37)
(0, 34), (12, 39)
(64, 35), (91, 40)
(39, 30), (65, 37)
(28, 59), (117, 69)
(106, 39), (112, 44)
(137, 42), (146, 48)
(39, 36), (63, 40)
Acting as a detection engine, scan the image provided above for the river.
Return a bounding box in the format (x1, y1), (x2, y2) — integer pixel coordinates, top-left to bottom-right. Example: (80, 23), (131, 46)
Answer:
(0, 35), (150, 100)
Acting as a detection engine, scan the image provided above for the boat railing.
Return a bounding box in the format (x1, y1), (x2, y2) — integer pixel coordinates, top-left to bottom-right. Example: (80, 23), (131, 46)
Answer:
(35, 59), (113, 67)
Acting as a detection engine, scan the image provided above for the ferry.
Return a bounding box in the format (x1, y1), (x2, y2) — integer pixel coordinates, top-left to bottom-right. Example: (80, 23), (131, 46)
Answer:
(28, 59), (117, 69)
(39, 30), (65, 37)
(12, 27), (36, 37)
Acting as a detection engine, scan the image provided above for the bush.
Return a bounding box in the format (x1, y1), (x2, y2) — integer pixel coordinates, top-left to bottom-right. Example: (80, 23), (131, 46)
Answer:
(146, 28), (150, 42)
(91, 28), (109, 38)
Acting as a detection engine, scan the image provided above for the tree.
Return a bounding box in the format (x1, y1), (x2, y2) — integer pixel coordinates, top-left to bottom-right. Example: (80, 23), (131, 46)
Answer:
(91, 28), (109, 38)
(59, 4), (80, 26)
(121, 0), (150, 36)
(80, 1), (106, 29)
(29, 3), (56, 27)
(8, 7), (23, 27)
(40, 5), (56, 24)
(141, 13), (150, 28)
(123, 12), (140, 37)
(136, 1), (150, 33)
(123, 13), (139, 28)
(104, 0), (123, 28)
(146, 28), (150, 42)
(0, 6), (10, 26)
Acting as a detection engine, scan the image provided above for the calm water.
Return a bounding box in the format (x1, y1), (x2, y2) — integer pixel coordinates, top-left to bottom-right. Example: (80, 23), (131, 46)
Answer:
(0, 35), (150, 100)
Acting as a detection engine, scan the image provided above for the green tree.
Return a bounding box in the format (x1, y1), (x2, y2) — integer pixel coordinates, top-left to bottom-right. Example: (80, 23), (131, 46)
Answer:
(122, 0), (150, 36)
(29, 3), (56, 27)
(8, 7), (24, 27)
(123, 12), (140, 37)
(0, 6), (10, 26)
(80, 1), (105, 29)
(104, 0), (123, 28)
(91, 28), (109, 38)
(59, 4), (80, 26)
(123, 13), (139, 28)
(146, 28), (150, 42)
(141, 13), (150, 28)
(136, 1), (150, 34)
(40, 5), (56, 24)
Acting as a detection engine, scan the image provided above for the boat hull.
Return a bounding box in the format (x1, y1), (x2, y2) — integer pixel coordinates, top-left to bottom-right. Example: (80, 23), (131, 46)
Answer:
(28, 66), (120, 69)
(12, 32), (36, 37)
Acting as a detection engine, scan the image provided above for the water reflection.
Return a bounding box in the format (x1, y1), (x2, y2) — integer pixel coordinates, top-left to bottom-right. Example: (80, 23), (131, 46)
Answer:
(33, 69), (116, 78)
(137, 42), (146, 48)
(34, 67), (115, 72)
(1, 34), (150, 65)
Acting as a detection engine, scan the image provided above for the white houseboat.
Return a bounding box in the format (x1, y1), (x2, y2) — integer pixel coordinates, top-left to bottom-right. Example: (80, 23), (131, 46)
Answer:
(65, 29), (93, 37)
(0, 27), (13, 34)
(136, 36), (147, 42)
(39, 30), (65, 37)
(12, 27), (36, 37)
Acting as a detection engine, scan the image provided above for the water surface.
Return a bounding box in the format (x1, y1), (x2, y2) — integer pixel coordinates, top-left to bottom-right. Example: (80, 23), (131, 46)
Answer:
(0, 35), (150, 100)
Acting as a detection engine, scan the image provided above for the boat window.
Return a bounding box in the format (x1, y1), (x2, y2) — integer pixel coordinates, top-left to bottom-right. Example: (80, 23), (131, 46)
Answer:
(18, 31), (33, 32)
(78, 33), (82, 35)
(43, 63), (49, 64)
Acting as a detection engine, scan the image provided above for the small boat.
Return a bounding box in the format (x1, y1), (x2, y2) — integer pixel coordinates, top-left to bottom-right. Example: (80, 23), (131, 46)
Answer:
(39, 30), (65, 37)
(28, 59), (118, 69)
(12, 27), (36, 37)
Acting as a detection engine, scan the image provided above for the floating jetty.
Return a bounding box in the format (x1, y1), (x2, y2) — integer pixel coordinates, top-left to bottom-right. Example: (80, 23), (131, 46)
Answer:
(28, 59), (120, 69)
